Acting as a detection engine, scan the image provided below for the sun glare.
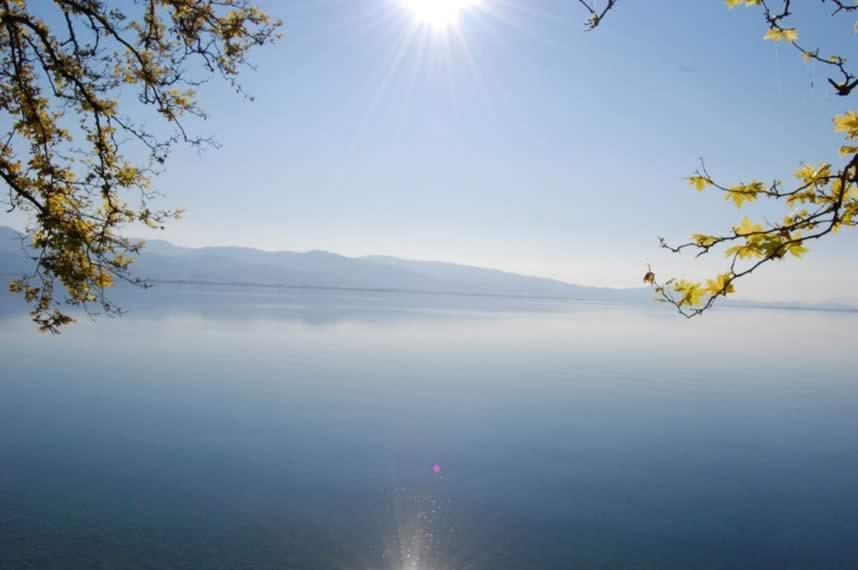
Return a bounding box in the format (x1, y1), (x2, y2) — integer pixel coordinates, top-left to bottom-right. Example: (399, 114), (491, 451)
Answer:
(402, 0), (480, 31)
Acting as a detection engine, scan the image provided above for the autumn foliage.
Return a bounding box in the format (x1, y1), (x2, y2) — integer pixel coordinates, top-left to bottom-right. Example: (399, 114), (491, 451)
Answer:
(581, 0), (857, 317)
(0, 0), (279, 331)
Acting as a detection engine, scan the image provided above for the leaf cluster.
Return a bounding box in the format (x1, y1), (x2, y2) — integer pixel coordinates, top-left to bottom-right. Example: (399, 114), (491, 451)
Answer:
(580, 0), (857, 318)
(0, 1), (280, 331)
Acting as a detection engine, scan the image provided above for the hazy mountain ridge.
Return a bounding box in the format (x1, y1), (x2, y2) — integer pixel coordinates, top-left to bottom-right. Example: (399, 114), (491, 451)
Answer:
(3, 226), (858, 312)
(0, 225), (23, 251)
(0, 225), (646, 301)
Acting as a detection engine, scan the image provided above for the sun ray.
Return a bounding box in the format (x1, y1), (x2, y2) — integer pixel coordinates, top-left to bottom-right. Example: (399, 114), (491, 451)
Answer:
(402, 0), (481, 32)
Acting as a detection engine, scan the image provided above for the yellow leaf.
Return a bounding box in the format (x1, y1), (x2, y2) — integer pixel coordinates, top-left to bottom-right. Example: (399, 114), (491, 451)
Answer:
(725, 243), (761, 260)
(687, 175), (708, 192)
(763, 27), (798, 42)
(788, 241), (809, 257)
(95, 272), (114, 288)
(724, 184), (760, 208)
(764, 28), (784, 41)
(673, 280), (705, 307)
(705, 273), (735, 297)
(692, 233), (717, 247)
(794, 162), (831, 184)
(734, 216), (763, 236)
(834, 111), (858, 139)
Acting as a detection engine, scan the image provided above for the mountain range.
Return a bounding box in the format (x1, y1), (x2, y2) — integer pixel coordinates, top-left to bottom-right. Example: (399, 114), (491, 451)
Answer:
(0, 225), (647, 302)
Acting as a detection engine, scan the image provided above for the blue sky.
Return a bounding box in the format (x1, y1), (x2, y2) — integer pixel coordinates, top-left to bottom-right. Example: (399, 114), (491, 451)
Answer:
(7, 1), (858, 302)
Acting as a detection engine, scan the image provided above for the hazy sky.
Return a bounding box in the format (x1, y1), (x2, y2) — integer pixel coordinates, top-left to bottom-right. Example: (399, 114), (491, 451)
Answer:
(6, 1), (858, 302)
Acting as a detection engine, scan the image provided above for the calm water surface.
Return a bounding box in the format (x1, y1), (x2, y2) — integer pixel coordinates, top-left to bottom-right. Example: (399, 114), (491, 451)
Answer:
(1, 285), (857, 569)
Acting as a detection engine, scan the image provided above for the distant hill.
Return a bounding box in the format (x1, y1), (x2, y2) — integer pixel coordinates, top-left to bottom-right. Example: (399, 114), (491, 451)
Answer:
(0, 225), (648, 302)
(0, 226), (32, 275)
(0, 225), (22, 251)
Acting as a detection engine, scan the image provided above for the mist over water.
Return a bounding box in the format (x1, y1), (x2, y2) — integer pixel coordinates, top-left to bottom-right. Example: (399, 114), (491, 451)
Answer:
(2, 285), (857, 569)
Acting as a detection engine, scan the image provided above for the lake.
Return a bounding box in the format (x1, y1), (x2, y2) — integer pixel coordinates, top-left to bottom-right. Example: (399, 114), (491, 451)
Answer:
(1, 284), (857, 569)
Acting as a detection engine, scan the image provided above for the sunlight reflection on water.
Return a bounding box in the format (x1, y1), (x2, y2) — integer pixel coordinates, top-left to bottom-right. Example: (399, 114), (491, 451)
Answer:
(1, 285), (857, 568)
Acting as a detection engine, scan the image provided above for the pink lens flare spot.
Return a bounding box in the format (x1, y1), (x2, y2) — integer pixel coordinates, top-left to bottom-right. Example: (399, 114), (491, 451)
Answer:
(432, 464), (442, 474)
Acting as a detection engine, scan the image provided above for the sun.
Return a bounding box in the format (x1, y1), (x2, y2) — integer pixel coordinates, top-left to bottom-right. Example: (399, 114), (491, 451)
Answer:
(402, 0), (480, 31)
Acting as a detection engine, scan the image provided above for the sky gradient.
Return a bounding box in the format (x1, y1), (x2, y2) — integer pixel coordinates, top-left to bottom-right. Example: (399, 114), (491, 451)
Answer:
(6, 1), (858, 303)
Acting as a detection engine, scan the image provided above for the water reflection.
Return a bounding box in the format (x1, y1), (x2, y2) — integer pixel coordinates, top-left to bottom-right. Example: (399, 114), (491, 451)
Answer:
(1, 284), (857, 568)
(0, 281), (664, 327)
